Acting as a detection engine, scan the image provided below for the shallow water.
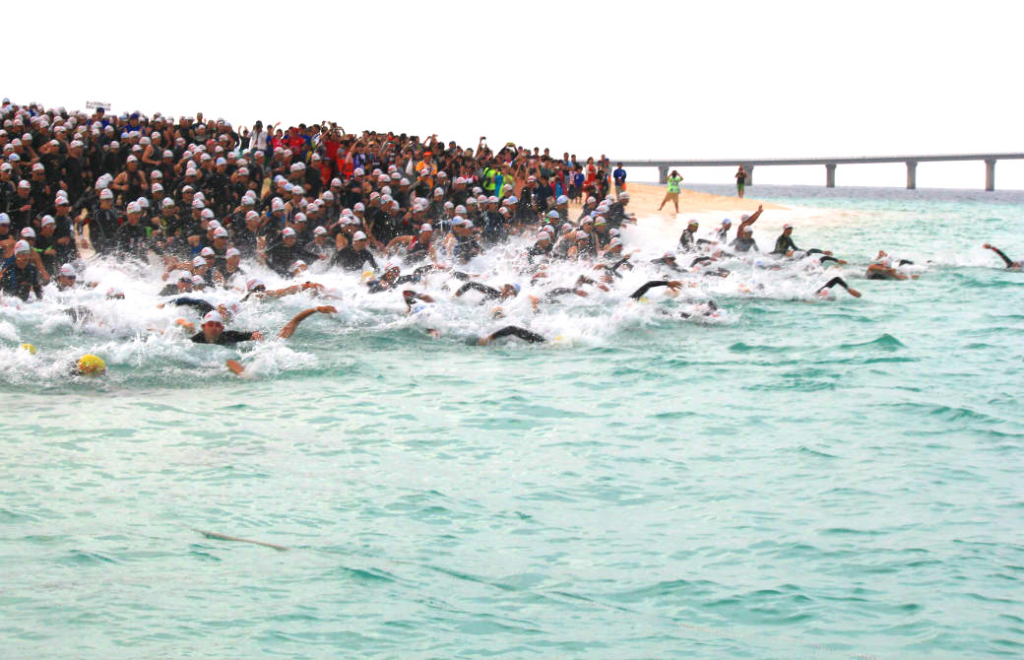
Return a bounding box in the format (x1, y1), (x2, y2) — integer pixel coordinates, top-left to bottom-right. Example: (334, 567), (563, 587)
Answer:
(2, 186), (1023, 658)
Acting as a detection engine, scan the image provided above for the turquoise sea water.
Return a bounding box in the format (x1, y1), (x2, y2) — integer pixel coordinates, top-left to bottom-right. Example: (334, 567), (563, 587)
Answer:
(1, 185), (1022, 658)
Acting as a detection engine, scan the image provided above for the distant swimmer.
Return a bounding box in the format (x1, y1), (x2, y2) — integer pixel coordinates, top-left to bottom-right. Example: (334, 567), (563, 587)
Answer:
(630, 280), (683, 300)
(679, 220), (699, 251)
(866, 255), (915, 280)
(475, 326), (545, 346)
(454, 281), (520, 302)
(816, 276), (862, 299)
(771, 224), (799, 255)
(983, 244), (1023, 270)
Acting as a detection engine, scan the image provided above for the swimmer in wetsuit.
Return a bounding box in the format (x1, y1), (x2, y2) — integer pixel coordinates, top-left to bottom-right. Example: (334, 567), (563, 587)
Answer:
(191, 306), (337, 345)
(866, 256), (912, 280)
(816, 276), (862, 298)
(983, 244), (1023, 270)
(454, 281), (520, 302)
(475, 326), (545, 345)
(630, 280), (683, 300)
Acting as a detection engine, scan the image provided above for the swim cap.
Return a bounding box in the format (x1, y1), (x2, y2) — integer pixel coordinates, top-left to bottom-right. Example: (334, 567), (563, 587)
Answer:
(14, 240), (30, 254)
(722, 218), (731, 225)
(191, 275), (205, 286)
(200, 247), (215, 257)
(21, 227), (35, 239)
(419, 223), (432, 233)
(19, 343), (36, 355)
(191, 256), (206, 268)
(352, 231), (367, 241)
(282, 227), (297, 238)
(202, 311), (223, 325)
(77, 354), (106, 376)
(226, 247), (241, 258)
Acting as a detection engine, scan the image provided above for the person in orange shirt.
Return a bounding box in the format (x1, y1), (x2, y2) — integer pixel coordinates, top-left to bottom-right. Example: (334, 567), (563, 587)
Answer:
(414, 150), (437, 189)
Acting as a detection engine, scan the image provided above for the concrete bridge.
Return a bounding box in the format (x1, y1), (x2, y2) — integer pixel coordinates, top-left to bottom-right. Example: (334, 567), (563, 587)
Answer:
(617, 154), (1024, 191)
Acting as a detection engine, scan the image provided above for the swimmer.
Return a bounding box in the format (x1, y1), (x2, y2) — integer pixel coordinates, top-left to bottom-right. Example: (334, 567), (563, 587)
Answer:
(630, 280), (683, 300)
(475, 326), (545, 346)
(0, 240), (44, 301)
(771, 224), (799, 255)
(679, 220), (699, 251)
(454, 281), (520, 302)
(192, 306), (336, 345)
(982, 244), (1023, 270)
(651, 252), (682, 272)
(815, 276), (862, 299)
(866, 256), (912, 280)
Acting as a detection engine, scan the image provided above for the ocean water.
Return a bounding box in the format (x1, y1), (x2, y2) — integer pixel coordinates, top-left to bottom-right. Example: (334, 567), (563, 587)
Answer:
(1, 186), (1022, 659)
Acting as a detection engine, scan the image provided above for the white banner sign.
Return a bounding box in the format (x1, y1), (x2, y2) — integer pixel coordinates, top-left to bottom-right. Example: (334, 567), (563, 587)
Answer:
(85, 101), (111, 111)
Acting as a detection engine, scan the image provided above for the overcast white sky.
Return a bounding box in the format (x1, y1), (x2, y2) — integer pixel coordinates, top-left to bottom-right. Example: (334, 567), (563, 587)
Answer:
(5, 0), (1022, 188)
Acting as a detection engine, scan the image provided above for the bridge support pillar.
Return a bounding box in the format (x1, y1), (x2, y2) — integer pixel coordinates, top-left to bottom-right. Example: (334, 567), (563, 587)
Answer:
(906, 162), (917, 190)
(658, 166), (669, 185)
(985, 160), (996, 191)
(744, 164), (754, 186)
(825, 163), (836, 188)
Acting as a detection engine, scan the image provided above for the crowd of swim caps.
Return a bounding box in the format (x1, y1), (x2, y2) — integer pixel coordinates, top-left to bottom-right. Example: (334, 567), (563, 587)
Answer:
(1, 99), (1020, 377)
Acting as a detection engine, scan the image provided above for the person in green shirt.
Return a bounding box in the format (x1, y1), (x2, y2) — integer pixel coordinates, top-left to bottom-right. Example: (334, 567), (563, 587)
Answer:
(658, 170), (684, 213)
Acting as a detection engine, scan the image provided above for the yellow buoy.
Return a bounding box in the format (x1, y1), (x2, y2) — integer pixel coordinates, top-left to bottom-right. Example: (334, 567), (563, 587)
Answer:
(19, 343), (36, 355)
(77, 354), (106, 376)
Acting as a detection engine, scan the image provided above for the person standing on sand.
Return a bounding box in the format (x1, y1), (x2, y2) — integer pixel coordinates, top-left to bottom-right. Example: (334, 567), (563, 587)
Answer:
(658, 170), (683, 213)
(735, 165), (747, 198)
(613, 162), (627, 199)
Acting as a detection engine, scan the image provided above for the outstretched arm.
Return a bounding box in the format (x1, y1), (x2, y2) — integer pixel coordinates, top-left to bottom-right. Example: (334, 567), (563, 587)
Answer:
(983, 244), (1014, 268)
(455, 281), (501, 299)
(277, 306), (337, 339)
(479, 325), (545, 345)
(737, 205), (764, 235)
(630, 280), (681, 300)
(817, 276), (861, 298)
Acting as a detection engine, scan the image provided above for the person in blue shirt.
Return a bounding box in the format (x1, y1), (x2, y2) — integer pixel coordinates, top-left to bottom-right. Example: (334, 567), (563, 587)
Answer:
(613, 163), (627, 198)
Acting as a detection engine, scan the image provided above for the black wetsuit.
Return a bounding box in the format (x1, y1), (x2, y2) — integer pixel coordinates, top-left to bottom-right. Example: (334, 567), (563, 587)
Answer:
(331, 246), (379, 272)
(0, 258), (43, 300)
(454, 235), (481, 264)
(168, 297), (216, 316)
(456, 281), (502, 301)
(990, 247), (1017, 268)
(630, 280), (672, 300)
(485, 326), (545, 344)
(191, 330), (258, 345)
(651, 257), (682, 271)
(772, 234), (798, 255)
(817, 277), (851, 293)
(731, 236), (758, 253)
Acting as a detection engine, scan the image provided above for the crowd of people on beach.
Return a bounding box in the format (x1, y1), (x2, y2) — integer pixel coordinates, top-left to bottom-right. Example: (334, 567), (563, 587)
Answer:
(0, 98), (1019, 377)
